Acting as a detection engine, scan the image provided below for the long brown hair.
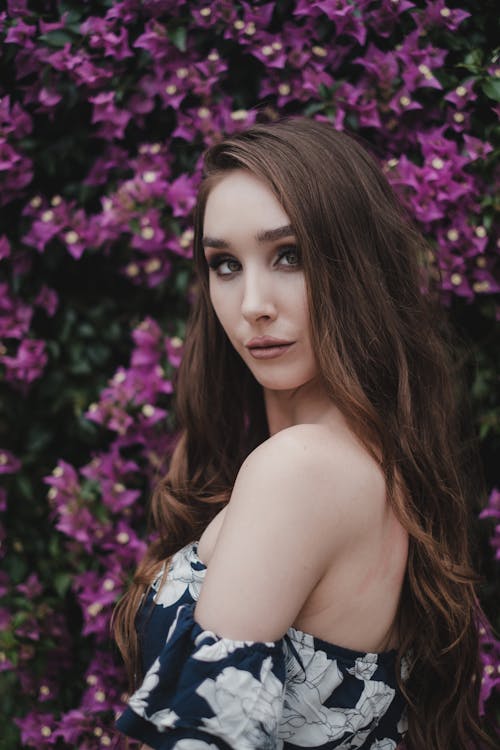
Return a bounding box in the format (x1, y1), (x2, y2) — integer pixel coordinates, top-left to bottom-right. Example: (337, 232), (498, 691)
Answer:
(113, 118), (492, 749)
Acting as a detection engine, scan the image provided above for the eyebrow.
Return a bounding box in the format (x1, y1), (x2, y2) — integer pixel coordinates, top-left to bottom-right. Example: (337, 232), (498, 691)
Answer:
(202, 224), (295, 249)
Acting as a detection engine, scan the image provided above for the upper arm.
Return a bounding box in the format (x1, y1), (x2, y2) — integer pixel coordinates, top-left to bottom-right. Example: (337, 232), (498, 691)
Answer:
(194, 424), (383, 642)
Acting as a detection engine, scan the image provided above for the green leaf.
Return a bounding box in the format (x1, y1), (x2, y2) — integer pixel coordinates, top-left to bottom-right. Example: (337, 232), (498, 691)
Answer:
(26, 427), (52, 455)
(15, 474), (34, 502)
(304, 101), (326, 116)
(7, 556), (28, 586)
(38, 30), (75, 48)
(68, 358), (92, 375)
(481, 78), (500, 102)
(174, 269), (190, 295)
(464, 49), (483, 67)
(53, 572), (72, 597)
(168, 26), (187, 52)
(78, 322), (95, 338)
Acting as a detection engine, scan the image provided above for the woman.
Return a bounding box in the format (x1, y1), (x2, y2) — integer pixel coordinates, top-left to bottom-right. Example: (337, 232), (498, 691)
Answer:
(113, 118), (490, 749)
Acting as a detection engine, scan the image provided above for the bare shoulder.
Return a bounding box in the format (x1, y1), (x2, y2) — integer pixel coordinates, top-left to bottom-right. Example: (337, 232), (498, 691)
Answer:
(235, 422), (387, 536)
(195, 421), (388, 640)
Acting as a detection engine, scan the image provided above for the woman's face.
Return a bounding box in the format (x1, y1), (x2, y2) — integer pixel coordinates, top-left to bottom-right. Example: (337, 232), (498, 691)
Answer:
(202, 169), (318, 393)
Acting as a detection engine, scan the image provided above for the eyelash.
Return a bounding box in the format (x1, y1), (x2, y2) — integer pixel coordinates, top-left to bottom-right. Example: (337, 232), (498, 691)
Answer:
(207, 246), (300, 277)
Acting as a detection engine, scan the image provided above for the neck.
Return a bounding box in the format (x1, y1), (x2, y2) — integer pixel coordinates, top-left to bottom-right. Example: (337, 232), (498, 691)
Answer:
(263, 377), (340, 436)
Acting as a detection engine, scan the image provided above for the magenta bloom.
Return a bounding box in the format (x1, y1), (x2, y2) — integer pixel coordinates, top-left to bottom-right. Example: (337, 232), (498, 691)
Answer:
(0, 338), (47, 386)
(0, 449), (21, 474)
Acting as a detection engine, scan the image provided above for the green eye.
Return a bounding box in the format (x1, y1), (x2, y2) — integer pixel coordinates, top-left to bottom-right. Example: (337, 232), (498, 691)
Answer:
(278, 246), (300, 266)
(207, 256), (240, 276)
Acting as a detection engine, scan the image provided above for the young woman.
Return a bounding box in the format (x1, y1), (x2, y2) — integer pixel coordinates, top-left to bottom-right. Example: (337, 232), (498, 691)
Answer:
(113, 118), (490, 749)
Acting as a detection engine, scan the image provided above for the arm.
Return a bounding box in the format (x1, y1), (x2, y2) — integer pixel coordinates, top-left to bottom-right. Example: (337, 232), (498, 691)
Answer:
(117, 424), (382, 750)
(195, 423), (379, 642)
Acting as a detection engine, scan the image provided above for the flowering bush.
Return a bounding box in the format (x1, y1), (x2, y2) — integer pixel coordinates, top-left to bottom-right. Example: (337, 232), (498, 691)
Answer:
(0, 0), (499, 746)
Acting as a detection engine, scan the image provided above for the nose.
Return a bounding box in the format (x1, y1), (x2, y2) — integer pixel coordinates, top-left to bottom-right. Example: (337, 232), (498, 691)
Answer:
(241, 268), (277, 323)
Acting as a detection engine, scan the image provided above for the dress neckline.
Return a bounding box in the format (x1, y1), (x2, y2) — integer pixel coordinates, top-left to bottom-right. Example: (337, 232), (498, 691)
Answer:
(186, 540), (399, 664)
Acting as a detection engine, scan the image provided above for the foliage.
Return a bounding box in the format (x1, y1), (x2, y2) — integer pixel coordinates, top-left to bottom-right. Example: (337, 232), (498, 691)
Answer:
(0, 0), (499, 746)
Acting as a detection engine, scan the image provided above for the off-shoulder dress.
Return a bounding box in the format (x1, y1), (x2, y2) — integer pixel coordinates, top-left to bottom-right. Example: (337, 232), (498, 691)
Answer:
(116, 540), (408, 749)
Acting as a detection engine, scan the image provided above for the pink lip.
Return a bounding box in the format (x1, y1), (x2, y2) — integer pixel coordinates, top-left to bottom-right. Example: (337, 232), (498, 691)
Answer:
(245, 336), (295, 361)
(246, 336), (293, 348)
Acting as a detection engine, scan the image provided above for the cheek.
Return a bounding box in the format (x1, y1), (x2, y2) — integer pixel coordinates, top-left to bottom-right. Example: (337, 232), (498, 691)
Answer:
(293, 279), (311, 328)
(209, 285), (235, 335)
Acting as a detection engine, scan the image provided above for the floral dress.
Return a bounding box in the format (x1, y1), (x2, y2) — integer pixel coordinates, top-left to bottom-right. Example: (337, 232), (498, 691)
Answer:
(116, 541), (408, 749)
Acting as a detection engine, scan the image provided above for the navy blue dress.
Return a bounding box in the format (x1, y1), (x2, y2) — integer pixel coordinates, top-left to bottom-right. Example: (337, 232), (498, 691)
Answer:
(116, 541), (408, 749)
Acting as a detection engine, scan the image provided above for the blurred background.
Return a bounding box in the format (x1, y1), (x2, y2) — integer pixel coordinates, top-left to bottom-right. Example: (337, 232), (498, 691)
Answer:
(0, 1), (498, 747)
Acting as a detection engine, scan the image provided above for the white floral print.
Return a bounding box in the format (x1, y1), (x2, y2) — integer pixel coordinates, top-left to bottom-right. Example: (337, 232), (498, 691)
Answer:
(174, 742), (220, 750)
(193, 634), (277, 662)
(197, 658), (284, 750)
(153, 543), (205, 607)
(117, 541), (408, 749)
(149, 706), (180, 732)
(349, 653), (379, 680)
(127, 656), (161, 718)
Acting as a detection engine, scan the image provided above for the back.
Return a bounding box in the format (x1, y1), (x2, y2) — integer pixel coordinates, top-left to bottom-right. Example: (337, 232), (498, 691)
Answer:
(198, 421), (409, 654)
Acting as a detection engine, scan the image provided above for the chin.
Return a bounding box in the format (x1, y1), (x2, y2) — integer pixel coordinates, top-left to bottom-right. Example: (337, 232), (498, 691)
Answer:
(252, 373), (310, 392)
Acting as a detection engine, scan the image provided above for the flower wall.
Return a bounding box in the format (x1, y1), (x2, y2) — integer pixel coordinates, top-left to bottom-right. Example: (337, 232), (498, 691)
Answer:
(0, 0), (499, 747)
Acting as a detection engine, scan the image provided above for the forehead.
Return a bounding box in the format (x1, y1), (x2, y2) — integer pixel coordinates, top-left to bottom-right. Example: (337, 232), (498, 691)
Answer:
(203, 170), (289, 235)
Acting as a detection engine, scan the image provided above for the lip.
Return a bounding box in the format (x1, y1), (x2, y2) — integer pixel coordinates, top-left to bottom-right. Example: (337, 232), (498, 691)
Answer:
(246, 336), (294, 348)
(245, 336), (295, 361)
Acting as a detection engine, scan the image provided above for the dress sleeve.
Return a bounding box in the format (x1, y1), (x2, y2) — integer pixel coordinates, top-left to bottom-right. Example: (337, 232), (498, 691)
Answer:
(116, 602), (287, 750)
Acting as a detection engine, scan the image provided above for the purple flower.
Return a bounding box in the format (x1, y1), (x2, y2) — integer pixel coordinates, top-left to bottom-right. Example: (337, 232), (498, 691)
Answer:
(250, 33), (287, 70)
(166, 173), (197, 218)
(0, 95), (33, 138)
(89, 91), (132, 140)
(6, 1), (30, 14)
(353, 44), (399, 90)
(38, 87), (62, 109)
(365, 0), (415, 38)
(133, 18), (173, 61)
(388, 88), (423, 116)
(131, 211), (166, 253)
(0, 338), (47, 386)
(83, 144), (129, 187)
(0, 449), (21, 474)
(17, 614), (41, 641)
(4, 18), (36, 46)
(298, 0), (367, 45)
(444, 79), (477, 109)
(34, 285), (59, 317)
(422, 1), (470, 32)
(0, 235), (11, 260)
(56, 506), (101, 553)
(44, 463), (106, 553)
(41, 44), (114, 88)
(480, 488), (500, 560)
(73, 571), (119, 639)
(17, 573), (43, 598)
(478, 618), (500, 714)
(80, 16), (133, 61)
(462, 134), (493, 162)
(100, 520), (147, 561)
(51, 709), (91, 744)
(0, 606), (11, 629)
(22, 210), (63, 253)
(14, 711), (56, 748)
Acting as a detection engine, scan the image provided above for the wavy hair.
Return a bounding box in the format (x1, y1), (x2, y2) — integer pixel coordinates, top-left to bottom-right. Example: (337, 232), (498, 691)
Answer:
(113, 118), (492, 749)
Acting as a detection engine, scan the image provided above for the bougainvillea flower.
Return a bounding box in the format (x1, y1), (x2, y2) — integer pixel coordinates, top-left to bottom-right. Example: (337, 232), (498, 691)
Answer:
(0, 338), (47, 385)
(0, 449), (21, 474)
(34, 286), (58, 317)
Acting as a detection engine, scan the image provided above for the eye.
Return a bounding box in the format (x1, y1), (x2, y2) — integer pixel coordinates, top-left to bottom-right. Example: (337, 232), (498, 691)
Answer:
(277, 246), (300, 267)
(207, 255), (240, 277)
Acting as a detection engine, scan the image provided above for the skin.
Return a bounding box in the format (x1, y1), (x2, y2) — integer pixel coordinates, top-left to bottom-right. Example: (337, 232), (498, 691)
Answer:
(194, 169), (408, 651)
